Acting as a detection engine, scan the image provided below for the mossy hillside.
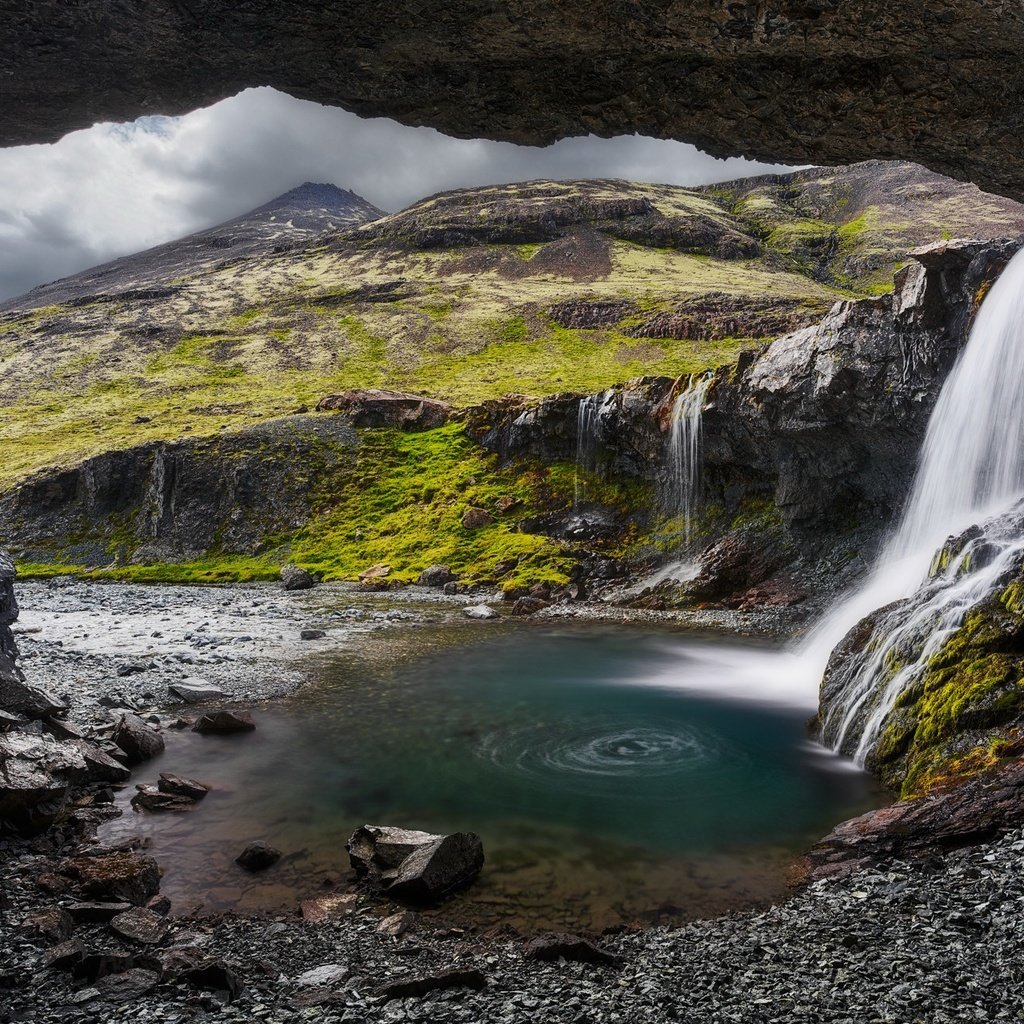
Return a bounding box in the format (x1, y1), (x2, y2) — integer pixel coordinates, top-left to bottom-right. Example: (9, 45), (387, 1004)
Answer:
(871, 585), (1024, 797)
(7, 167), (1013, 490)
(14, 423), (649, 592)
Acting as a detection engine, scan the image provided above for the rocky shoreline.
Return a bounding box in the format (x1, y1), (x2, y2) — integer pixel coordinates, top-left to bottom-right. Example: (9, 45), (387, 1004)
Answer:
(4, 575), (1024, 1021)
(4, 809), (1023, 1022)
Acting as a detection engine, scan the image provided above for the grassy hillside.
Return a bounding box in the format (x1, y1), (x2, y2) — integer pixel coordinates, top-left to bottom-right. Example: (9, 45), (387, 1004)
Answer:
(3, 162), (1023, 490)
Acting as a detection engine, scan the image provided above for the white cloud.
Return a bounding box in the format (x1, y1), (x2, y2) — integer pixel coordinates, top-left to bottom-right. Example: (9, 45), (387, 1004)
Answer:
(0, 87), (791, 301)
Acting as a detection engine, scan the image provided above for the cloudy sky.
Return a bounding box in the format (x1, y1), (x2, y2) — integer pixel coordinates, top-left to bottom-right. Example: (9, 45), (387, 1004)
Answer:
(0, 87), (791, 302)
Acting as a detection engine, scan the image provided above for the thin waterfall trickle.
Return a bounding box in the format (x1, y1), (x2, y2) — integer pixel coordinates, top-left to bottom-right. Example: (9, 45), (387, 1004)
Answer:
(809, 245), (1024, 760)
(664, 374), (713, 552)
(574, 390), (616, 506)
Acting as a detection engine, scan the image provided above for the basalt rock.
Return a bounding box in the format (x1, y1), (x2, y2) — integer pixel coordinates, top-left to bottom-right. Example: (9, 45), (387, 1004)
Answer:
(9, 3), (1024, 208)
(112, 714), (165, 764)
(347, 825), (484, 903)
(281, 564), (318, 591)
(805, 756), (1024, 882)
(316, 389), (451, 431)
(0, 418), (357, 566)
(192, 709), (256, 734)
(235, 841), (283, 871)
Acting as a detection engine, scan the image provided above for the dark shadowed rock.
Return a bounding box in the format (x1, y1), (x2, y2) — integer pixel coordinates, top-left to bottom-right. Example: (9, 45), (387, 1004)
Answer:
(378, 967), (486, 1001)
(523, 933), (625, 968)
(235, 841), (282, 871)
(184, 961), (245, 1001)
(348, 825), (484, 903)
(0, 675), (67, 719)
(418, 565), (456, 587)
(300, 628), (327, 640)
(192, 710), (256, 734)
(146, 894), (172, 917)
(281, 564), (317, 591)
(111, 714), (165, 764)
(110, 907), (169, 945)
(69, 739), (132, 784)
(66, 901), (134, 923)
(316, 389), (452, 431)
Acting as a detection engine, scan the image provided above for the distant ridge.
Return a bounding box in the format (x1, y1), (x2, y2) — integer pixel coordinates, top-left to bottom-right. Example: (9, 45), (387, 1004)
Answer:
(3, 182), (385, 311)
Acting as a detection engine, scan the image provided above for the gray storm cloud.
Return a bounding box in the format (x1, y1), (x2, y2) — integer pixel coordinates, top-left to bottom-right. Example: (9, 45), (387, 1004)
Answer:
(0, 86), (791, 301)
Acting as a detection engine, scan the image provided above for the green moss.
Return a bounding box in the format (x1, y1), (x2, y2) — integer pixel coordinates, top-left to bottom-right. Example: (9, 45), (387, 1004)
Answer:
(16, 424), (651, 592)
(873, 604), (1024, 796)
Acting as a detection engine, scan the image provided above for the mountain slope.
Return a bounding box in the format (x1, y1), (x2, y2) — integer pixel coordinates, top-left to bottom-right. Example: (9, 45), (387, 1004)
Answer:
(3, 182), (386, 311)
(2, 162), (1023, 490)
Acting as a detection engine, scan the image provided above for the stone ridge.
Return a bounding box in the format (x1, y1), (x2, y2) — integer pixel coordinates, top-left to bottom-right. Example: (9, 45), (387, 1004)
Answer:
(4, 2), (1024, 202)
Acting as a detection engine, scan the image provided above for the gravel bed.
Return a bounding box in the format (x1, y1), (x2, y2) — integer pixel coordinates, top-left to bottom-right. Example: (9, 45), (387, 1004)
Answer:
(2, 826), (1023, 1023)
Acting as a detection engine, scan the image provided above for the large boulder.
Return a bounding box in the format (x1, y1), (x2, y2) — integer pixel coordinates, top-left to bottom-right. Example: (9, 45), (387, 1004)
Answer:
(347, 825), (484, 904)
(280, 564), (317, 591)
(316, 389), (452, 431)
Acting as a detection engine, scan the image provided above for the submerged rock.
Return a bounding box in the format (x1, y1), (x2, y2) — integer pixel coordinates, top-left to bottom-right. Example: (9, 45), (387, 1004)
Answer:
(235, 841), (282, 871)
(347, 824), (484, 903)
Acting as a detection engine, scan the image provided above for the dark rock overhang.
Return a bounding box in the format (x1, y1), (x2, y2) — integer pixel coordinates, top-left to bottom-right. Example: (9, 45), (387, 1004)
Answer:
(4, 1), (1024, 199)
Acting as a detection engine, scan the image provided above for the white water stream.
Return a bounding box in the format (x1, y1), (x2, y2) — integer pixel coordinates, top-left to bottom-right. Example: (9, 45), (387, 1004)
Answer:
(650, 247), (1024, 762)
(574, 389), (616, 506)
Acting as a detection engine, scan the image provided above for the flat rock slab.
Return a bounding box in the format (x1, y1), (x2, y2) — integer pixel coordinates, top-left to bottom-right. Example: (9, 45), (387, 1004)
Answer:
(168, 680), (225, 703)
(66, 901), (134, 923)
(295, 964), (347, 988)
(378, 967), (486, 1001)
(96, 967), (160, 1002)
(60, 851), (161, 905)
(193, 710), (256, 734)
(132, 786), (197, 812)
(110, 907), (169, 945)
(523, 933), (624, 968)
(158, 772), (208, 800)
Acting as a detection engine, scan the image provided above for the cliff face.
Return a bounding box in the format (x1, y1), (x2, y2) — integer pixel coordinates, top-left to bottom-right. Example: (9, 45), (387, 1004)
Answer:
(0, 418), (358, 568)
(5, 3), (1024, 203)
(0, 550), (18, 673)
(469, 238), (1021, 599)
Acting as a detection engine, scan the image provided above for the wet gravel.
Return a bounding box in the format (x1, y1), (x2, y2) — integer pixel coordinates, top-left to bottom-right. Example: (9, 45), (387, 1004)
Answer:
(2, 825), (1023, 1023)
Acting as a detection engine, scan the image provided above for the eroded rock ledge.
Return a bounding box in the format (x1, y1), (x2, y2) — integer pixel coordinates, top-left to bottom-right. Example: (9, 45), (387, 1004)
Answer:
(6, 3), (1024, 202)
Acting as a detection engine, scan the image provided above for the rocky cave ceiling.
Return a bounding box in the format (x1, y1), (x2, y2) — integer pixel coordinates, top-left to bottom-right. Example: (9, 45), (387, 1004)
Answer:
(4, 1), (1023, 198)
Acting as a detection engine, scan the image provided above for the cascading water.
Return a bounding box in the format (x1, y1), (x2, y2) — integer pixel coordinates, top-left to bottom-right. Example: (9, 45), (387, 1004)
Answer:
(665, 373), (713, 552)
(812, 245), (1024, 760)
(574, 389), (616, 506)
(635, 247), (1024, 764)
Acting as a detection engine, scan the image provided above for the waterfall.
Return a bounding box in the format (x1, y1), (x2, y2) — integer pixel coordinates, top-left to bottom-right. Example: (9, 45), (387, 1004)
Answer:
(811, 246), (1024, 760)
(665, 374), (713, 552)
(574, 389), (616, 506)
(645, 247), (1024, 753)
